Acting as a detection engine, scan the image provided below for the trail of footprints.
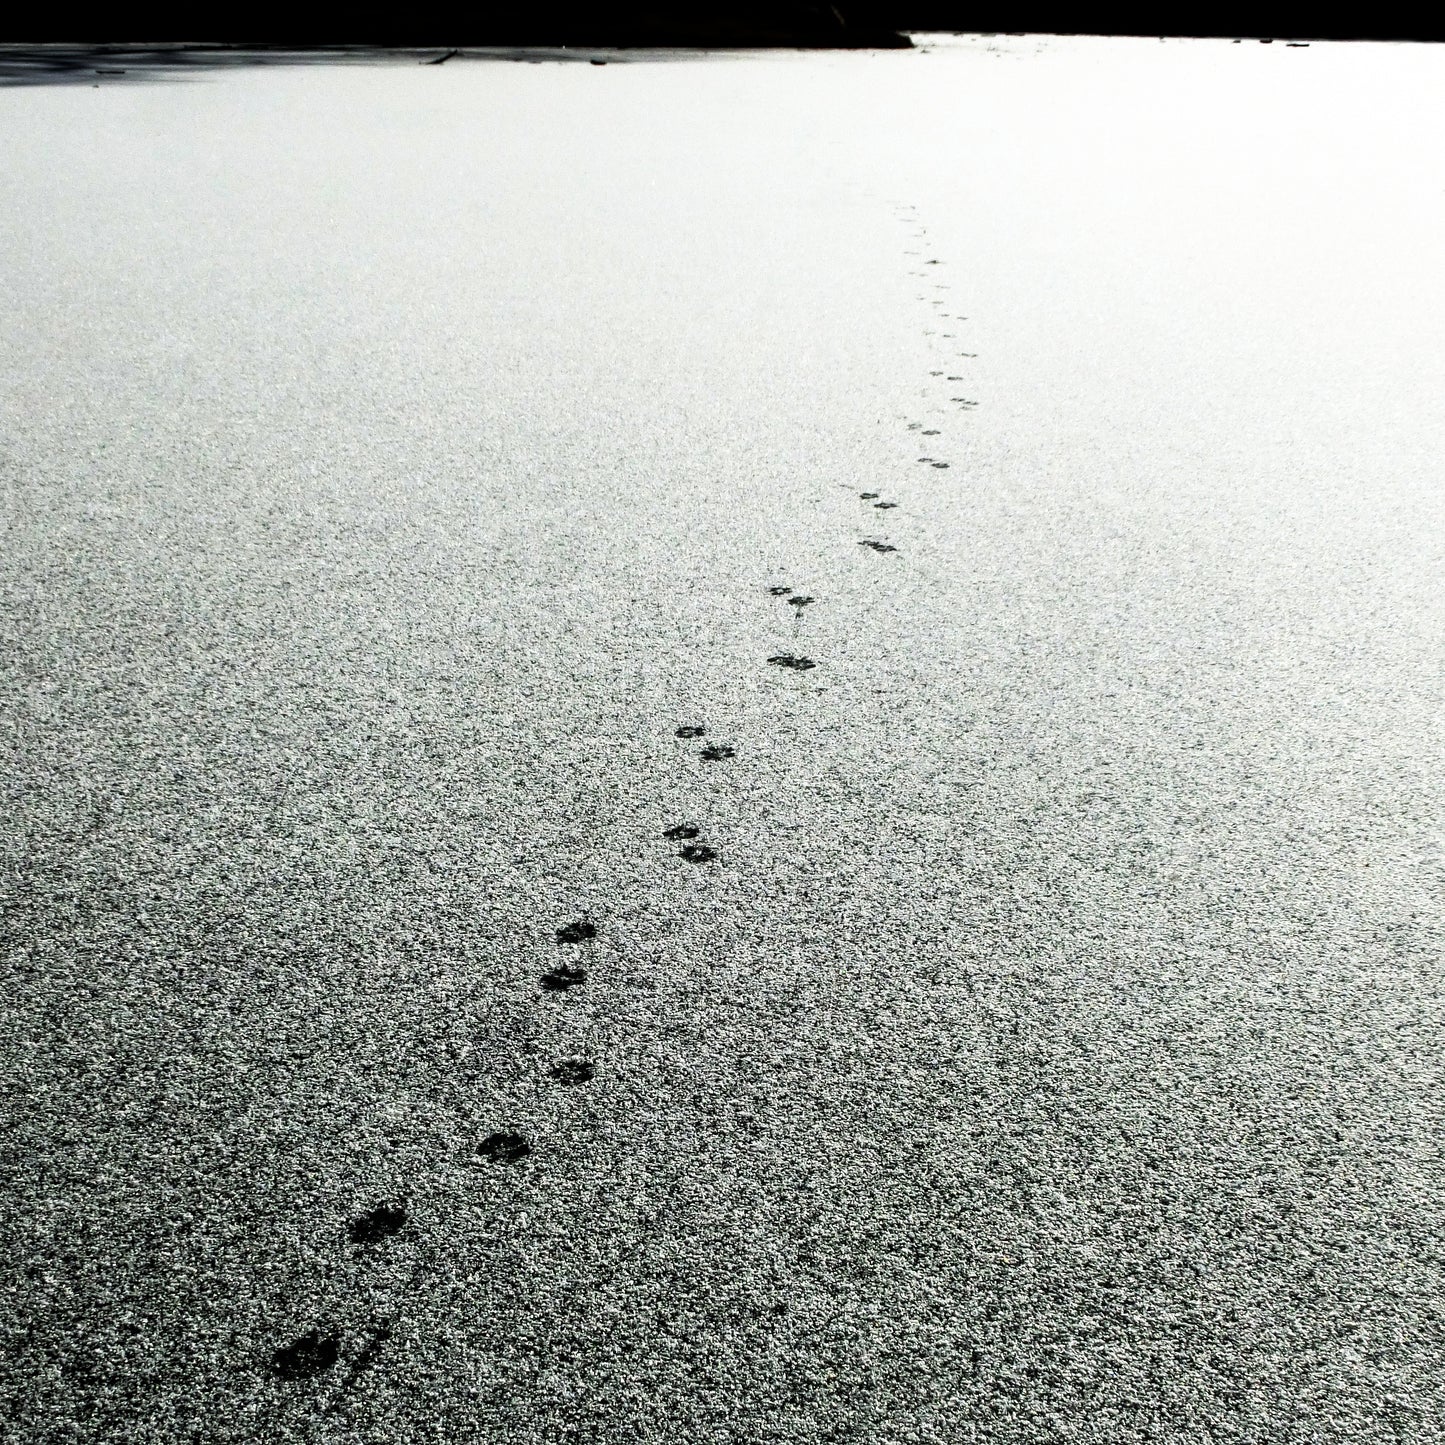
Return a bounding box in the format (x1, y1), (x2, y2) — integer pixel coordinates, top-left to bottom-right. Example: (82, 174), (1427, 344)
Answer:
(269, 197), (977, 1398)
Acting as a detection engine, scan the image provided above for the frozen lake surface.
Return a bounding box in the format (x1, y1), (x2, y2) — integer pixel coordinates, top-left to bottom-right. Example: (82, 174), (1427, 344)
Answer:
(3, 35), (1444, 1443)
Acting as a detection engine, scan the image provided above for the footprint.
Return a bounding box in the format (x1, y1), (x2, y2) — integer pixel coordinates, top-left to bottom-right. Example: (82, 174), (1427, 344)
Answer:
(701, 744), (736, 762)
(475, 1131), (531, 1163)
(926, 259), (941, 265)
(932, 462), (950, 469)
(874, 502), (898, 510)
(860, 492), (880, 499)
(272, 1329), (342, 1381)
(952, 399), (977, 407)
(917, 457), (934, 463)
(859, 541), (898, 553)
(767, 586), (792, 596)
(907, 423), (922, 430)
(947, 376), (964, 381)
(929, 370), (943, 376)
(922, 430), (940, 436)
(555, 920), (596, 945)
(540, 965), (587, 992)
(347, 1203), (407, 1248)
(767, 654), (817, 670)
(788, 595), (814, 608)
(663, 824), (700, 840)
(675, 725), (706, 739)
(550, 1059), (595, 1086)
(679, 843), (718, 863)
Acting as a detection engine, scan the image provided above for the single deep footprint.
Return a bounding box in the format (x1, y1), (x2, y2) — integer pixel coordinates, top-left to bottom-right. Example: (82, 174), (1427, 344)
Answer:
(675, 725), (706, 739)
(663, 823), (700, 840)
(767, 586), (792, 596)
(788, 595), (814, 608)
(768, 654), (817, 670)
(932, 462), (950, 469)
(860, 540), (898, 554)
(922, 430), (940, 436)
(679, 843), (718, 863)
(555, 919), (596, 945)
(347, 1202), (408, 1248)
(475, 1131), (531, 1164)
(875, 502), (898, 510)
(272, 1329), (342, 1382)
(701, 744), (736, 762)
(860, 491), (880, 499)
(540, 964), (586, 992)
(551, 1059), (596, 1085)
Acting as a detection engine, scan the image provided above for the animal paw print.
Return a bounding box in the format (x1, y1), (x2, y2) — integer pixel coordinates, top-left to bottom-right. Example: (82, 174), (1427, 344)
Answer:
(347, 1202), (407, 1249)
(555, 919), (595, 945)
(767, 586), (792, 596)
(474, 1131), (531, 1163)
(550, 1059), (595, 1085)
(700, 744), (736, 761)
(787, 595), (814, 609)
(664, 822), (717, 862)
(540, 964), (586, 992)
(675, 725), (705, 739)
(272, 1329), (341, 1381)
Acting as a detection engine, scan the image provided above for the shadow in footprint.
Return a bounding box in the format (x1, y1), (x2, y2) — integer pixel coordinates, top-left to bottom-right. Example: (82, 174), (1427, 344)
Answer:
(663, 824), (700, 840)
(675, 725), (706, 739)
(475, 1131), (531, 1163)
(272, 1329), (342, 1382)
(768, 654), (816, 670)
(680, 843), (718, 863)
(860, 541), (898, 554)
(541, 965), (587, 992)
(701, 744), (736, 762)
(555, 920), (596, 945)
(347, 1203), (407, 1248)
